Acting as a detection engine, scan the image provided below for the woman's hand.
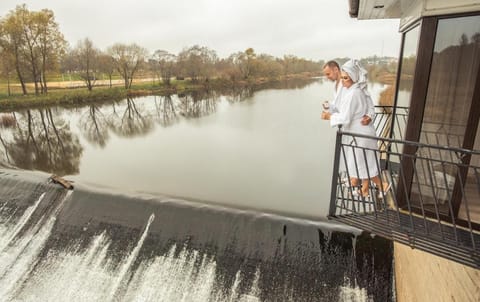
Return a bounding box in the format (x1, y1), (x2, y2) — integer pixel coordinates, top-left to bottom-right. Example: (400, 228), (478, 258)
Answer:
(321, 111), (331, 120)
(361, 115), (372, 125)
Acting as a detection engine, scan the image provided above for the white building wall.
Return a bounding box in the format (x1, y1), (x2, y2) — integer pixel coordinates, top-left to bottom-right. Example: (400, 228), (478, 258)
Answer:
(394, 242), (480, 302)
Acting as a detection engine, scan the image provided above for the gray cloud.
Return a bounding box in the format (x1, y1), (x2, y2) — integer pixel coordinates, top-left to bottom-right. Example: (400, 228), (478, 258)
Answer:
(0, 0), (401, 60)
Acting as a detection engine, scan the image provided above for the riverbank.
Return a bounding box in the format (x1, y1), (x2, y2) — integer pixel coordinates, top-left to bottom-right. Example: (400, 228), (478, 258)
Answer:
(0, 73), (319, 111)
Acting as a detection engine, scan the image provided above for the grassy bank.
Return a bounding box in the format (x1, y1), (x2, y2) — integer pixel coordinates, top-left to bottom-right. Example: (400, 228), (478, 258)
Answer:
(0, 73), (318, 111)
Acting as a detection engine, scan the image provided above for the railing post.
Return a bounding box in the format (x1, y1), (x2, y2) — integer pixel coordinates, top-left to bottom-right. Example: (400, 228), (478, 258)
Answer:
(328, 129), (343, 217)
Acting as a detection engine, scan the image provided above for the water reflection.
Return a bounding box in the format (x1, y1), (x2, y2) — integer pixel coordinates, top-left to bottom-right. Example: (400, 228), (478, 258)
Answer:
(1, 109), (82, 175)
(179, 90), (217, 119)
(79, 104), (113, 147)
(110, 98), (155, 137)
(153, 95), (179, 127)
(0, 89), (249, 171)
(0, 80), (318, 176)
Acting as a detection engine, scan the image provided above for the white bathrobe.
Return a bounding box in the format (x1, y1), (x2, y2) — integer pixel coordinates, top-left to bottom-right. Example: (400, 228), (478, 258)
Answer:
(329, 81), (344, 113)
(330, 81), (375, 121)
(330, 84), (379, 179)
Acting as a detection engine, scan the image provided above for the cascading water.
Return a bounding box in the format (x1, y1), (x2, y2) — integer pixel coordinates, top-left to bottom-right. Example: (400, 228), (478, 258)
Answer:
(0, 169), (394, 301)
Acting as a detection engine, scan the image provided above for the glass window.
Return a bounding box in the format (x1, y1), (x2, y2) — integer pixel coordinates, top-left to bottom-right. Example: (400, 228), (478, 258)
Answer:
(420, 15), (480, 148)
(413, 15), (480, 205)
(394, 25), (420, 141)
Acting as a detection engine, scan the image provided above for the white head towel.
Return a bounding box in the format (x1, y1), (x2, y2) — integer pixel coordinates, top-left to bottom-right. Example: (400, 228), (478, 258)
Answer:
(341, 59), (369, 93)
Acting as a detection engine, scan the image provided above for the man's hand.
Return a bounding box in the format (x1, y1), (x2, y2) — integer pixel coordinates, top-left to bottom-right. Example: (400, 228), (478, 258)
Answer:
(321, 111), (331, 120)
(361, 115), (371, 125)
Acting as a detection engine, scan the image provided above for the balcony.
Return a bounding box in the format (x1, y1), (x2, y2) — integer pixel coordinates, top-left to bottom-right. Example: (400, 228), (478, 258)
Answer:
(328, 106), (480, 269)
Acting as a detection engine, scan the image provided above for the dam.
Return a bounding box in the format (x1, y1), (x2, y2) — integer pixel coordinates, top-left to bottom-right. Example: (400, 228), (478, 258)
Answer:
(0, 168), (393, 301)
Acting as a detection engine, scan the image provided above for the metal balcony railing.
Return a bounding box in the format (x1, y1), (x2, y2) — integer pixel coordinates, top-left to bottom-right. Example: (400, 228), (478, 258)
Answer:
(372, 105), (408, 141)
(327, 127), (480, 269)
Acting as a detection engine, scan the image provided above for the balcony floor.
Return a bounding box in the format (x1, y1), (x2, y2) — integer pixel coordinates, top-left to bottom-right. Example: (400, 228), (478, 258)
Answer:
(331, 209), (480, 269)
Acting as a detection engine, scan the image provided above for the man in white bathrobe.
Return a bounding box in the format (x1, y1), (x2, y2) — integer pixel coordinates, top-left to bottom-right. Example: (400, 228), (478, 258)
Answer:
(322, 61), (344, 113)
(322, 60), (374, 126)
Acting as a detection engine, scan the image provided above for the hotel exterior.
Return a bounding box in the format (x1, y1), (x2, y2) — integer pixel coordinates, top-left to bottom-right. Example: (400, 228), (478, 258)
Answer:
(329, 1), (480, 300)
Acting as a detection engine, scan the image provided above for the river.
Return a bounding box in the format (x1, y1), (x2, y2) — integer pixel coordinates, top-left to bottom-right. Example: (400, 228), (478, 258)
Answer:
(0, 78), (388, 219)
(0, 79), (394, 301)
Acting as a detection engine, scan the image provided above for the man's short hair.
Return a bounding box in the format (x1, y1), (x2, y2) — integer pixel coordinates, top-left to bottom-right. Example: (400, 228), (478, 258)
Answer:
(323, 60), (340, 70)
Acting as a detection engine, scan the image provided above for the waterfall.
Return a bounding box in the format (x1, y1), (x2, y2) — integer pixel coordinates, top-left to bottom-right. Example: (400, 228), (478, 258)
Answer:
(108, 213), (155, 300)
(0, 170), (394, 301)
(0, 190), (72, 300)
(0, 192), (45, 252)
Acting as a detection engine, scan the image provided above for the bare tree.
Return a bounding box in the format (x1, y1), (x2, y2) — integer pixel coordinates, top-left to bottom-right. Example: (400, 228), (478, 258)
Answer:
(177, 45), (218, 82)
(71, 38), (99, 91)
(151, 49), (177, 85)
(60, 47), (76, 84)
(97, 53), (115, 88)
(108, 43), (148, 89)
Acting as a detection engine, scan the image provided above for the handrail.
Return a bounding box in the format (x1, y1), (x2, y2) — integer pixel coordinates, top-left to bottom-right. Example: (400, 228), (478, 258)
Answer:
(328, 129), (480, 268)
(339, 130), (480, 156)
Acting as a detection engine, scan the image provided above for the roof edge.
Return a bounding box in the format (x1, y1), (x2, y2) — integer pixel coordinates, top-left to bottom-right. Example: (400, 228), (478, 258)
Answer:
(348, 0), (360, 18)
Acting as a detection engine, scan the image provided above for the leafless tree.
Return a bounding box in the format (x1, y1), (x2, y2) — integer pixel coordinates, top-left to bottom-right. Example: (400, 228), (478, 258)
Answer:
(177, 45), (218, 82)
(108, 43), (148, 89)
(97, 53), (115, 88)
(71, 38), (99, 91)
(151, 49), (177, 85)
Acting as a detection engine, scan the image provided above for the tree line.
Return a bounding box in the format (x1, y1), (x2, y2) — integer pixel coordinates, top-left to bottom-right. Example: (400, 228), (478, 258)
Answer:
(0, 5), (324, 97)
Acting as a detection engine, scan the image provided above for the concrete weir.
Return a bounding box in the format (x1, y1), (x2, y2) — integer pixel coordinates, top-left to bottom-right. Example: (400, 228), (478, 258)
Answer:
(0, 168), (394, 301)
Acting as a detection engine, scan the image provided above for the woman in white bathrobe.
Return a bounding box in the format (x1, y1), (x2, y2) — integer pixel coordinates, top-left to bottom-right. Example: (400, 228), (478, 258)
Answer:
(322, 59), (385, 197)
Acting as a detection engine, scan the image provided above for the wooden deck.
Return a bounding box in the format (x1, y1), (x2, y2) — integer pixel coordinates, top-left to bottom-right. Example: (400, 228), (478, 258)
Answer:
(394, 242), (480, 302)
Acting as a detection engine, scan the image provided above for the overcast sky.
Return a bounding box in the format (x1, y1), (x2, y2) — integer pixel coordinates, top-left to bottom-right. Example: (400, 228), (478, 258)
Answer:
(0, 0), (402, 61)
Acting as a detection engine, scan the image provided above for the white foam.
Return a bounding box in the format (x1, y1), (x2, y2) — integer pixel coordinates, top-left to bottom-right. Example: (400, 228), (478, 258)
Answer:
(0, 192), (45, 252)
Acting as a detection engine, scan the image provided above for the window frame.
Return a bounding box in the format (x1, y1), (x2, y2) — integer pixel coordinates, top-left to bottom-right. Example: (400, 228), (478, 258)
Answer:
(396, 12), (480, 229)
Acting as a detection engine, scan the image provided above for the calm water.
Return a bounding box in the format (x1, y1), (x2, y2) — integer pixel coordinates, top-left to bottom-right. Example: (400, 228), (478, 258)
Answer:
(0, 79), (388, 219)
